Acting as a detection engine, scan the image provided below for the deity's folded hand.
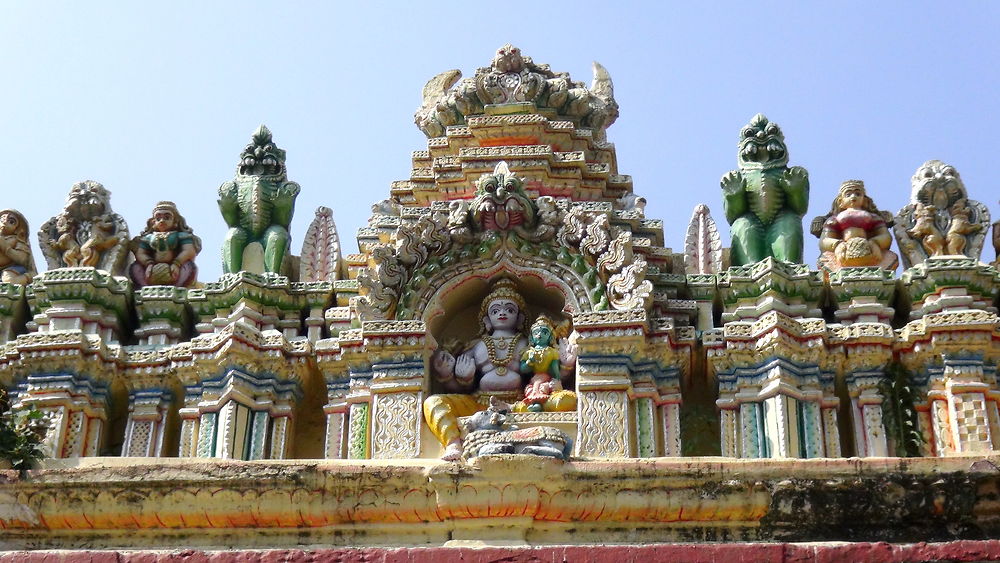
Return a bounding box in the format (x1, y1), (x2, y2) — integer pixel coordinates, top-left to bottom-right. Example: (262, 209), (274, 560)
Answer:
(431, 350), (456, 382)
(455, 355), (476, 383)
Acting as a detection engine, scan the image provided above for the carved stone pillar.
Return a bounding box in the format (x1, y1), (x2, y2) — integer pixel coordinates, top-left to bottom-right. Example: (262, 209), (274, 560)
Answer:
(828, 267), (897, 457)
(360, 321), (427, 460)
(370, 359), (424, 459)
(346, 367), (372, 460)
(323, 378), (349, 459)
(13, 372), (109, 458)
(719, 406), (738, 457)
(897, 257), (1000, 456)
(572, 308), (690, 459)
(576, 380), (632, 458)
(632, 393), (656, 458)
(9, 272), (125, 459)
(708, 260), (838, 459)
(845, 370), (889, 457)
(178, 406), (199, 457)
(180, 366), (300, 460)
(574, 322), (641, 458)
(122, 387), (173, 457)
(713, 356), (837, 459)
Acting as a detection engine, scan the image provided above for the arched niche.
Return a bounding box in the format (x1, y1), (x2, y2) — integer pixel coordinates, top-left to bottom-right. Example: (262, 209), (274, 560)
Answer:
(419, 261), (581, 392)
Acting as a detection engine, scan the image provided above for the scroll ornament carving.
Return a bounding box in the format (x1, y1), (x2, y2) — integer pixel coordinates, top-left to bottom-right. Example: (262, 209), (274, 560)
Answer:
(356, 160), (650, 318)
(556, 206), (652, 310)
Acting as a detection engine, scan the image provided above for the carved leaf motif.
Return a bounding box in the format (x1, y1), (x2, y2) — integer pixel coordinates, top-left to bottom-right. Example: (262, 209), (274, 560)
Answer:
(417, 216), (451, 257)
(299, 206), (343, 282)
(580, 214), (611, 258)
(371, 245), (404, 290)
(607, 255), (652, 310)
(355, 243), (407, 320)
(515, 196), (562, 242)
(420, 69), (462, 111)
(684, 204), (722, 275)
(357, 270), (395, 321)
(557, 207), (588, 248)
(394, 224), (428, 268)
(597, 230), (632, 274)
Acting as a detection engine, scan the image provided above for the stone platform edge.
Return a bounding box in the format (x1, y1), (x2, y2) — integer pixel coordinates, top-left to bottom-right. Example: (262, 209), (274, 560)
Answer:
(1, 455), (999, 550)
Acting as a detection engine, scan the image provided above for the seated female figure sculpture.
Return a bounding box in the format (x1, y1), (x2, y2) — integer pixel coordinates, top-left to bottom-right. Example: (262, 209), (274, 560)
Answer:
(813, 180), (898, 271)
(129, 201), (201, 288)
(521, 316), (562, 412)
(0, 209), (36, 284)
(423, 279), (576, 461)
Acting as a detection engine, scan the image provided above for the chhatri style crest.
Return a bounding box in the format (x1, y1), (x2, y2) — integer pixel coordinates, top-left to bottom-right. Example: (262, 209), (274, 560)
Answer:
(415, 44), (619, 139)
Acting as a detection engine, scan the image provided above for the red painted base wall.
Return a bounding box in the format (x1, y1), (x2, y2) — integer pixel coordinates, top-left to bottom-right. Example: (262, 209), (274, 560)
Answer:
(4, 541), (1000, 563)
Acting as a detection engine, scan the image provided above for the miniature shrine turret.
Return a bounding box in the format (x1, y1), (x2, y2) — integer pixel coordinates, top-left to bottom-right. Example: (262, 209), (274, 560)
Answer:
(341, 44), (695, 460)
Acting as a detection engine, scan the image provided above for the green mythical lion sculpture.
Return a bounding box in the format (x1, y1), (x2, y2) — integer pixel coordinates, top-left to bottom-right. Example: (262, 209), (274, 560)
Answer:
(218, 125), (300, 274)
(720, 114), (809, 265)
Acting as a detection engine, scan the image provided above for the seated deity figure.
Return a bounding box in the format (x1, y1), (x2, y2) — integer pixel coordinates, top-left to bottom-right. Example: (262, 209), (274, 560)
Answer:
(521, 316), (562, 411)
(48, 213), (82, 267)
(423, 279), (577, 461)
(0, 209), (36, 284)
(129, 201), (201, 287)
(79, 213), (121, 267)
(813, 180), (898, 271)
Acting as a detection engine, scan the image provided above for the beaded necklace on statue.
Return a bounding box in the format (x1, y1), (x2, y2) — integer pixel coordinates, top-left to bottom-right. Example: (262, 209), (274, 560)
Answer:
(483, 335), (518, 376)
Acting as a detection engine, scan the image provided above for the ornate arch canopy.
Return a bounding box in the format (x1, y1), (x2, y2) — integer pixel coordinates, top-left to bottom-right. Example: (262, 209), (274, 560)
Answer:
(416, 259), (589, 345)
(356, 161), (653, 323)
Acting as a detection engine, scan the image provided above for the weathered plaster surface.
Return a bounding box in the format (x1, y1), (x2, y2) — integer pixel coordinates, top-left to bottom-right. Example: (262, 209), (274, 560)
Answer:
(2, 455), (999, 550)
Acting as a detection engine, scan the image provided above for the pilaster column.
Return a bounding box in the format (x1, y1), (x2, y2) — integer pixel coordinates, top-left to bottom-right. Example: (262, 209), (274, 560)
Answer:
(323, 378), (349, 459)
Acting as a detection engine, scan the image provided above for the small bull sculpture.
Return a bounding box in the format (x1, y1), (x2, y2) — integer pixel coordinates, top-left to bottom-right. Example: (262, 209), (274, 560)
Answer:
(461, 397), (572, 460)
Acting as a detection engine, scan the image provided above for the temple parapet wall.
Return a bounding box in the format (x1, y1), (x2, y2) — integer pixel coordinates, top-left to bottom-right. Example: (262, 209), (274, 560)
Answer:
(0, 255), (995, 462)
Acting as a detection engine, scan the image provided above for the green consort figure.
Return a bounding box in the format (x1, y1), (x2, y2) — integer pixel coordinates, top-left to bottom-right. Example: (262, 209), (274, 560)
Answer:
(720, 114), (809, 265)
(218, 125), (300, 274)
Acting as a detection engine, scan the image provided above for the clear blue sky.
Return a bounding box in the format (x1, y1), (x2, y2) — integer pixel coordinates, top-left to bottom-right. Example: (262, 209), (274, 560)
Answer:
(2, 2), (998, 280)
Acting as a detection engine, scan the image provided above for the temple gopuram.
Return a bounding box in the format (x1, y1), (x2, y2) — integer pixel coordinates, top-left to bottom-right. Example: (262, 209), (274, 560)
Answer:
(2, 45), (1000, 562)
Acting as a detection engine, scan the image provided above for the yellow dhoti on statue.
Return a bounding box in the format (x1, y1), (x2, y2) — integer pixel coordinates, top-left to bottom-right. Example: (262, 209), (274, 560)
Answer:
(423, 390), (578, 446)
